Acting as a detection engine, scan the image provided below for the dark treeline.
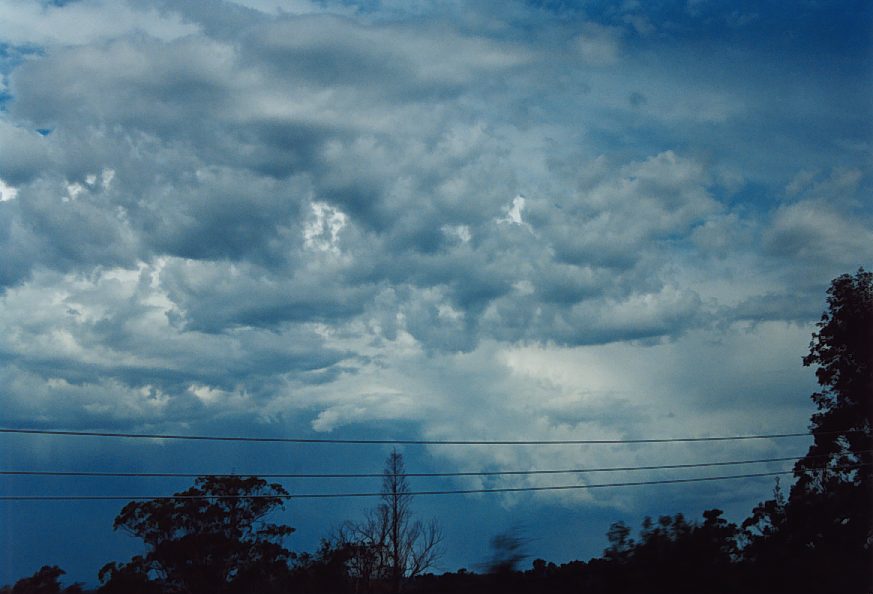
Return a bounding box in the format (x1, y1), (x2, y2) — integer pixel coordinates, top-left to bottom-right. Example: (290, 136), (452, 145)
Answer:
(3, 270), (871, 593)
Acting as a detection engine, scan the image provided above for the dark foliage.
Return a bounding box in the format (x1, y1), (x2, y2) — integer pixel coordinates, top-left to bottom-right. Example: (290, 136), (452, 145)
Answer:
(288, 541), (355, 594)
(742, 268), (873, 593)
(0, 566), (82, 594)
(98, 476), (294, 594)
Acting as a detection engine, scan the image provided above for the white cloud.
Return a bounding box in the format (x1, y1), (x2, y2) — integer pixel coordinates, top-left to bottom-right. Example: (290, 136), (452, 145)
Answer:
(0, 264), (346, 425)
(0, 0), (198, 46)
(277, 318), (818, 507)
(189, 383), (250, 407)
(765, 199), (873, 269)
(0, 177), (17, 201)
(499, 195), (527, 225)
(311, 390), (419, 432)
(442, 224), (472, 243)
(228, 0), (335, 15)
(64, 181), (85, 201)
(541, 151), (720, 267)
(304, 201), (348, 254)
(101, 168), (115, 190)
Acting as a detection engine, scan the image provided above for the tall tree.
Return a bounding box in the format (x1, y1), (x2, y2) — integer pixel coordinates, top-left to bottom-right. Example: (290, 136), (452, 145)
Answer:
(99, 476), (294, 594)
(337, 450), (442, 593)
(790, 268), (873, 590)
(743, 269), (873, 592)
(797, 268), (873, 488)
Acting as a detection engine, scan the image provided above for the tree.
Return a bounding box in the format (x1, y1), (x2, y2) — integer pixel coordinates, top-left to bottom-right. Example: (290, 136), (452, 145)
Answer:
(0, 566), (82, 594)
(790, 268), (873, 590)
(797, 267), (872, 488)
(742, 269), (873, 592)
(334, 512), (390, 593)
(336, 450), (442, 593)
(603, 521), (634, 563)
(597, 511), (740, 594)
(741, 480), (791, 592)
(99, 476), (294, 594)
(289, 540), (355, 594)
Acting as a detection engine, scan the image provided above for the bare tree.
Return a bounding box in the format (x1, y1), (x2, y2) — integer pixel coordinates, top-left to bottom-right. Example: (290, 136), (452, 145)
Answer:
(336, 450), (442, 593)
(335, 509), (390, 593)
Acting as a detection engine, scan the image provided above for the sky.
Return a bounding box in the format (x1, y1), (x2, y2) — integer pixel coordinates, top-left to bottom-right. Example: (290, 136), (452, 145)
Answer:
(0, 0), (871, 587)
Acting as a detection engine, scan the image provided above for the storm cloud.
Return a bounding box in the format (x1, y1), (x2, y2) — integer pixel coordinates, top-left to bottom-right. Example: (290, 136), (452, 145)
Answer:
(0, 0), (871, 583)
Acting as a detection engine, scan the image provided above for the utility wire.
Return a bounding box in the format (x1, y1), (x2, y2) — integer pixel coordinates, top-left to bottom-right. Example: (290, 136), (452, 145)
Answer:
(0, 471), (797, 499)
(1, 463), (869, 502)
(6, 452), (865, 479)
(0, 427), (846, 445)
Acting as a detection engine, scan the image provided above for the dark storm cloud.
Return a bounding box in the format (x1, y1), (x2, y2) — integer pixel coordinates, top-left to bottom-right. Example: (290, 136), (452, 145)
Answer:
(0, 121), (54, 185)
(0, 179), (139, 286)
(1, 1), (872, 586)
(0, 0), (869, 493)
(159, 259), (378, 332)
(0, 0), (868, 367)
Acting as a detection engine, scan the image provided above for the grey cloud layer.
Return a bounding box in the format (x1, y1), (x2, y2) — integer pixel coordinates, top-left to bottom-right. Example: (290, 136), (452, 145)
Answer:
(0, 1), (870, 442)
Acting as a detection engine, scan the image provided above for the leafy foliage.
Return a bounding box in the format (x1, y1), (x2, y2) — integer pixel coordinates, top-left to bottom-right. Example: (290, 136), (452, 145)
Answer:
(743, 269), (873, 593)
(600, 511), (739, 594)
(99, 476), (294, 594)
(798, 268), (873, 488)
(0, 566), (82, 594)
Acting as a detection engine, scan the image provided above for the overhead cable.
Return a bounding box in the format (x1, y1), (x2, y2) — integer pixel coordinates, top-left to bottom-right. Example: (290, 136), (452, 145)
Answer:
(0, 427), (847, 445)
(1, 463), (869, 501)
(4, 452), (860, 479)
(0, 470), (806, 500)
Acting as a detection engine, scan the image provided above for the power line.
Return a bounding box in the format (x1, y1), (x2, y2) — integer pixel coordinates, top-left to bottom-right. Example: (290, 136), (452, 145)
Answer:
(1, 463), (869, 502)
(1, 453), (850, 479)
(0, 470), (805, 501)
(0, 427), (840, 445)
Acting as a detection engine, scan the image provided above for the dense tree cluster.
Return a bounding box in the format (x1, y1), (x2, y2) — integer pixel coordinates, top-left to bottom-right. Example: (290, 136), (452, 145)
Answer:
(4, 270), (871, 593)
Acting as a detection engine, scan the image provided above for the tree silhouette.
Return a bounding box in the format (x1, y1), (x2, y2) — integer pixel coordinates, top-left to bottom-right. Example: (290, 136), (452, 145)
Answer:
(597, 510), (740, 594)
(0, 566), (82, 594)
(742, 480), (790, 592)
(290, 540), (356, 594)
(797, 267), (872, 488)
(336, 450), (442, 593)
(792, 268), (872, 591)
(99, 476), (294, 594)
(743, 269), (873, 592)
(603, 521), (634, 564)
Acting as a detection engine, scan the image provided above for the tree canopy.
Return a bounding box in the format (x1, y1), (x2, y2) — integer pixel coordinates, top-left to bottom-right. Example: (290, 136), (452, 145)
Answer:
(99, 476), (294, 594)
(743, 268), (873, 592)
(798, 267), (873, 485)
(0, 566), (82, 594)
